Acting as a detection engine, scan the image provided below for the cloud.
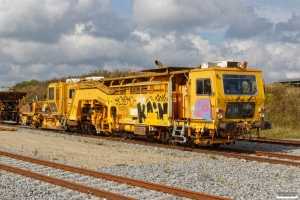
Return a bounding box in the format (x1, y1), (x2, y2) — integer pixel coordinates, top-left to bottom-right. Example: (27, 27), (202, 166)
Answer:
(0, 0), (129, 42)
(132, 0), (243, 30)
(102, 60), (142, 71)
(0, 0), (299, 87)
(1, 40), (43, 63)
(59, 33), (125, 62)
(275, 13), (300, 43)
(225, 16), (273, 39)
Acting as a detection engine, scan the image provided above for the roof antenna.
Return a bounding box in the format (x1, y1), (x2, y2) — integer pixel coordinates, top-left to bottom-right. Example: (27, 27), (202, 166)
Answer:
(155, 60), (163, 68)
(256, 55), (257, 68)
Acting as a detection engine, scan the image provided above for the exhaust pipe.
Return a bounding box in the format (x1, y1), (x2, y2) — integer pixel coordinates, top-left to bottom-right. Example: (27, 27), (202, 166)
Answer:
(155, 60), (163, 68)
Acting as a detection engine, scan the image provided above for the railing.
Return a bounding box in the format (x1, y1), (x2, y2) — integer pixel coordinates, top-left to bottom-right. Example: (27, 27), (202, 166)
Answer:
(77, 81), (168, 95)
(77, 81), (114, 94)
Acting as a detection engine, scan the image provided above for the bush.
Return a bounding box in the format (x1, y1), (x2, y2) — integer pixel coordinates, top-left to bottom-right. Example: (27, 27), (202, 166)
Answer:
(14, 79), (39, 88)
(265, 83), (300, 129)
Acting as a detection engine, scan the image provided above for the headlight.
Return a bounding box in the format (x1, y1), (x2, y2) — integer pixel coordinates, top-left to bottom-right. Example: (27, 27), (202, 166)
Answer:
(218, 113), (223, 119)
(260, 113), (265, 118)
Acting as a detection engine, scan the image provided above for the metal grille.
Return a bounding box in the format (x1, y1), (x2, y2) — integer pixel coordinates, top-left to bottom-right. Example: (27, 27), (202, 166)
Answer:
(225, 102), (255, 119)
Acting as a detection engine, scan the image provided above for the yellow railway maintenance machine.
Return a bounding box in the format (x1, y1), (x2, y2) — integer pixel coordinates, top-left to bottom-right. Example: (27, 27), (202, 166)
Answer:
(20, 60), (271, 146)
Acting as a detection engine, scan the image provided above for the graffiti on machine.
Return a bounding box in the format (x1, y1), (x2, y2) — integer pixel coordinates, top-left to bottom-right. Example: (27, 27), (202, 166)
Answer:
(136, 94), (168, 124)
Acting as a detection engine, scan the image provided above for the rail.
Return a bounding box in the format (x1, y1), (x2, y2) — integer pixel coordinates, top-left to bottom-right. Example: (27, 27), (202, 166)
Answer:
(80, 135), (300, 167)
(238, 137), (300, 146)
(0, 150), (232, 200)
(0, 125), (16, 131)
(0, 163), (134, 200)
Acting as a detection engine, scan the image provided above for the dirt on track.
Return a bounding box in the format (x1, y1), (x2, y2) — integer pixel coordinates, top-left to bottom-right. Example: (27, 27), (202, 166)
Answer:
(0, 129), (196, 169)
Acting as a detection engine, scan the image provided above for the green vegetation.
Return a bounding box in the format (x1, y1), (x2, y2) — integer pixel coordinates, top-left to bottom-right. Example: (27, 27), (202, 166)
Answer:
(199, 169), (209, 180)
(257, 83), (300, 139)
(33, 149), (39, 156)
(209, 154), (217, 160)
(14, 69), (133, 101)
(163, 167), (172, 174)
(14, 79), (39, 88)
(116, 163), (128, 167)
(13, 69), (300, 139)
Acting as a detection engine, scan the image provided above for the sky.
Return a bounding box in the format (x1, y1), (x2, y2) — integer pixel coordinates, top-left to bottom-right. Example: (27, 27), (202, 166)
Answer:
(1, 0), (300, 87)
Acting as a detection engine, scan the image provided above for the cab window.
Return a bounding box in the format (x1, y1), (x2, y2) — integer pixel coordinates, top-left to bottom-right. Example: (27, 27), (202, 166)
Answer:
(196, 79), (211, 95)
(48, 87), (54, 100)
(223, 74), (257, 95)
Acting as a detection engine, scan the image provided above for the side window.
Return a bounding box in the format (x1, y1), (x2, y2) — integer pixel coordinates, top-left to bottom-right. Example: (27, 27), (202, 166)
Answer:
(204, 79), (211, 94)
(48, 87), (54, 100)
(196, 79), (211, 95)
(69, 88), (74, 99)
(196, 80), (204, 95)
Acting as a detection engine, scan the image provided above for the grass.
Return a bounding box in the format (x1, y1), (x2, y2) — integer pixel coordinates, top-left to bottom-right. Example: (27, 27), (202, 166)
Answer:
(209, 154), (217, 160)
(265, 83), (300, 130)
(199, 169), (208, 180)
(163, 167), (172, 174)
(33, 149), (38, 156)
(248, 126), (300, 139)
(116, 163), (128, 167)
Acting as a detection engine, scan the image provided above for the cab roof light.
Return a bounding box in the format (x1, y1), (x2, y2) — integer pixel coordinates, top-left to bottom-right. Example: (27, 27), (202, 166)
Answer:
(237, 61), (248, 68)
(242, 61), (248, 68)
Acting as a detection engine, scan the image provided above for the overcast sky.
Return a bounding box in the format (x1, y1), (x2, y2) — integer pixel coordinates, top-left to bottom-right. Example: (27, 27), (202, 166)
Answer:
(1, 0), (300, 86)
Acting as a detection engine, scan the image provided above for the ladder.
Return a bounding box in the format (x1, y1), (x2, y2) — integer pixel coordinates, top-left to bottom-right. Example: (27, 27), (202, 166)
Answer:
(170, 120), (187, 144)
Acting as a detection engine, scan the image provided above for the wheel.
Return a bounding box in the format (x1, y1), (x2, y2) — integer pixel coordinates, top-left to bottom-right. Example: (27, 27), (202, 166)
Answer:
(82, 121), (92, 135)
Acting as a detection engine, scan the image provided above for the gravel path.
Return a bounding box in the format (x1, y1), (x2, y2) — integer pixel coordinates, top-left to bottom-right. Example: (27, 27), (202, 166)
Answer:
(0, 128), (300, 200)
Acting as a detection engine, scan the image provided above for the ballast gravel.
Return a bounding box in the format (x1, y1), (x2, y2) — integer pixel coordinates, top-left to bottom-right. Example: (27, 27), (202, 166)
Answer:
(0, 128), (300, 200)
(0, 170), (100, 200)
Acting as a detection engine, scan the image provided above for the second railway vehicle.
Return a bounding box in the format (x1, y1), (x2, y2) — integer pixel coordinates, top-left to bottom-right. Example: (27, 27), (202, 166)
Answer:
(0, 88), (27, 124)
(20, 60), (271, 146)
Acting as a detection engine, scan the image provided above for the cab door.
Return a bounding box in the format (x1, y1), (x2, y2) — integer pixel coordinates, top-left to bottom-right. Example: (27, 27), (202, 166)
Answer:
(189, 70), (215, 121)
(47, 83), (63, 114)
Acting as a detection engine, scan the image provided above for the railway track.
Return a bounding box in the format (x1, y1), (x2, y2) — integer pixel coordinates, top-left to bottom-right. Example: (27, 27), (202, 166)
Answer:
(205, 147), (300, 167)
(2, 125), (300, 166)
(41, 130), (300, 167)
(0, 150), (231, 200)
(71, 134), (300, 167)
(237, 137), (300, 146)
(0, 125), (16, 131)
(3, 124), (300, 147)
(182, 147), (300, 167)
(10, 126), (300, 167)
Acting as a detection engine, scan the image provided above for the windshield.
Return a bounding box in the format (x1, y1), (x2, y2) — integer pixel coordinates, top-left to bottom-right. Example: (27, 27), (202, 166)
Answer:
(223, 74), (257, 95)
